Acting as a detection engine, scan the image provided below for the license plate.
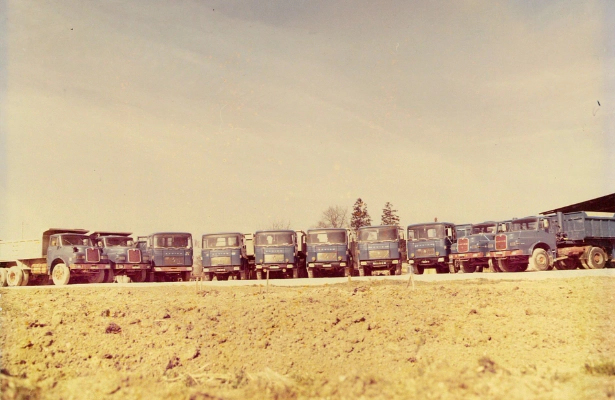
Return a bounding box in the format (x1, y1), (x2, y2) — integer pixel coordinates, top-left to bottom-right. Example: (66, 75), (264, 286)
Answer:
(323, 264), (332, 268)
(270, 266), (279, 269)
(374, 261), (386, 265)
(421, 260), (430, 264)
(459, 254), (466, 258)
(217, 268), (225, 272)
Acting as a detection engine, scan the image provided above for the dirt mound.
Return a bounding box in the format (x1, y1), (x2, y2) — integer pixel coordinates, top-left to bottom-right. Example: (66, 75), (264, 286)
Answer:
(1, 277), (614, 399)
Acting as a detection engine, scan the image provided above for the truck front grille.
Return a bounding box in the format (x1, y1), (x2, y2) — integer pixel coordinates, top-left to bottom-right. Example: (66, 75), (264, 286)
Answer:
(86, 248), (100, 262)
(495, 235), (507, 250)
(164, 256), (184, 265)
(416, 248), (436, 257)
(457, 238), (469, 253)
(127, 249), (142, 263)
(264, 254), (285, 263)
(211, 256), (232, 266)
(368, 250), (390, 259)
(317, 252), (337, 261)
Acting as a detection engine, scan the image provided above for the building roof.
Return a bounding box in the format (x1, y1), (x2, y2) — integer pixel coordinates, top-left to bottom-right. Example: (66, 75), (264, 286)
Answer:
(540, 193), (615, 215)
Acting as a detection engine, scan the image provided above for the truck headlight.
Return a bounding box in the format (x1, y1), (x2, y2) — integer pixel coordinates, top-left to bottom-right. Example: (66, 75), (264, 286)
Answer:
(392, 260), (399, 264)
(338, 256), (342, 261)
(311, 257), (316, 261)
(410, 253), (415, 257)
(435, 252), (440, 256)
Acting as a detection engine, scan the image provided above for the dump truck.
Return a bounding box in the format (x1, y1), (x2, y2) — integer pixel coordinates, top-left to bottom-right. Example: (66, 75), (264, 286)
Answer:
(488, 212), (615, 272)
(406, 222), (456, 274)
(200, 232), (254, 280)
(90, 232), (150, 283)
(136, 232), (193, 281)
(356, 225), (405, 276)
(305, 228), (354, 278)
(0, 229), (110, 286)
(253, 230), (306, 279)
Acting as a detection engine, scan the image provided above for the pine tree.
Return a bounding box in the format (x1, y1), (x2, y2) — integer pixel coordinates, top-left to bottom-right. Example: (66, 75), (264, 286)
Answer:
(381, 202), (400, 226)
(351, 198), (372, 232)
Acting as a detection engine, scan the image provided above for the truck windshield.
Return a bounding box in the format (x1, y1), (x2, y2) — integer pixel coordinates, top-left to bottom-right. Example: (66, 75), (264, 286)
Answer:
(154, 235), (192, 248)
(307, 230), (346, 245)
(511, 218), (538, 232)
(471, 224), (496, 235)
(455, 225), (471, 238)
(255, 232), (294, 246)
(358, 227), (397, 242)
(105, 237), (133, 247)
(407, 225), (445, 241)
(203, 235), (241, 249)
(61, 235), (92, 246)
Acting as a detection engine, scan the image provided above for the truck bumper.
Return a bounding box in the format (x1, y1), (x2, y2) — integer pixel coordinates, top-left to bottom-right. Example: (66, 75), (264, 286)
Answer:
(114, 263), (150, 270)
(408, 257), (446, 266)
(203, 266), (242, 274)
(359, 260), (399, 270)
(70, 263), (110, 270)
(450, 253), (485, 260)
(308, 262), (347, 270)
(153, 266), (192, 272)
(488, 250), (528, 258)
(256, 264), (295, 272)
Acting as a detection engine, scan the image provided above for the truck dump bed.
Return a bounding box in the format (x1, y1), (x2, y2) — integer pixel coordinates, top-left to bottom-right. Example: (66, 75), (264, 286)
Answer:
(0, 240), (44, 262)
(562, 212), (615, 241)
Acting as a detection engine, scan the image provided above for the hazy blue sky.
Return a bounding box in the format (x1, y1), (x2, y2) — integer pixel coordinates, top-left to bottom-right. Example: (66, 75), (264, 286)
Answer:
(1, 0), (613, 240)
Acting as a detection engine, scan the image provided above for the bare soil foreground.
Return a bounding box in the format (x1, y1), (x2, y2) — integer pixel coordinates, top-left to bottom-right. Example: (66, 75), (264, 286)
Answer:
(2, 277), (615, 399)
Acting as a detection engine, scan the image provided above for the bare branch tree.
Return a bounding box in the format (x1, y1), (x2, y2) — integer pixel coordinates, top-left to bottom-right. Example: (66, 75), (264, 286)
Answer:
(316, 206), (349, 228)
(268, 218), (291, 230)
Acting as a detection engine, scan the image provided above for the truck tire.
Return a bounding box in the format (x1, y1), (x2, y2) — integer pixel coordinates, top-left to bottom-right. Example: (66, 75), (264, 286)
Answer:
(460, 262), (476, 274)
(256, 270), (263, 280)
(555, 258), (577, 270)
(498, 259), (517, 273)
(411, 265), (424, 275)
(0, 269), (7, 287)
(52, 264), (70, 286)
(132, 270), (147, 283)
(7, 266), (24, 287)
(181, 271), (191, 282)
(528, 249), (550, 271)
(104, 269), (115, 283)
(21, 270), (30, 286)
(307, 268), (315, 278)
(488, 258), (500, 273)
(88, 269), (106, 284)
(586, 247), (607, 269)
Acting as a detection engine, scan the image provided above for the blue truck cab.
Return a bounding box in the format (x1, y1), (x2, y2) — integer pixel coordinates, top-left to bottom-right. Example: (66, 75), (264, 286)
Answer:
(46, 229), (110, 285)
(356, 225), (404, 276)
(254, 230), (305, 279)
(200, 232), (254, 281)
(449, 221), (499, 273)
(407, 222), (456, 274)
(306, 228), (353, 278)
(137, 232), (193, 281)
(487, 216), (556, 272)
(90, 232), (150, 283)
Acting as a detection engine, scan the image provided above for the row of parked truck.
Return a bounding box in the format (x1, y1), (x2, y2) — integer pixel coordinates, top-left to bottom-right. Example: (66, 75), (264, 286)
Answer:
(0, 210), (614, 286)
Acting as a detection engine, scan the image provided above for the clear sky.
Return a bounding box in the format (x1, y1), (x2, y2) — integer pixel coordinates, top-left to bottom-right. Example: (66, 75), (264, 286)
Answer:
(1, 0), (614, 241)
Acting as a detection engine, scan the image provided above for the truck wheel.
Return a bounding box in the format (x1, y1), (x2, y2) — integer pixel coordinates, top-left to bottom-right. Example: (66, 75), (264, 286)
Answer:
(498, 259), (518, 272)
(21, 270), (30, 286)
(181, 271), (191, 281)
(528, 249), (550, 271)
(307, 268), (314, 278)
(104, 269), (115, 283)
(460, 262), (476, 273)
(132, 270), (147, 283)
(52, 264), (70, 285)
(556, 258), (577, 270)
(0, 269), (7, 287)
(88, 270), (106, 284)
(7, 266), (24, 286)
(586, 247), (607, 269)
(411, 265), (424, 275)
(488, 259), (500, 273)
(256, 271), (263, 280)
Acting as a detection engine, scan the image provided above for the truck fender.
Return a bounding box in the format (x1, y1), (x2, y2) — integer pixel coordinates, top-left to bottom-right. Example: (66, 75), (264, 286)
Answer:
(530, 243), (554, 266)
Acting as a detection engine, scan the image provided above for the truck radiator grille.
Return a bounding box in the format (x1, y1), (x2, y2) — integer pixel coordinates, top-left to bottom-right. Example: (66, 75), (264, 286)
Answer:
(164, 256), (184, 265)
(495, 235), (507, 250)
(368, 250), (390, 259)
(86, 248), (100, 262)
(317, 252), (337, 261)
(264, 254), (285, 263)
(416, 248), (435, 257)
(457, 238), (469, 253)
(127, 249), (142, 263)
(211, 256), (232, 266)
